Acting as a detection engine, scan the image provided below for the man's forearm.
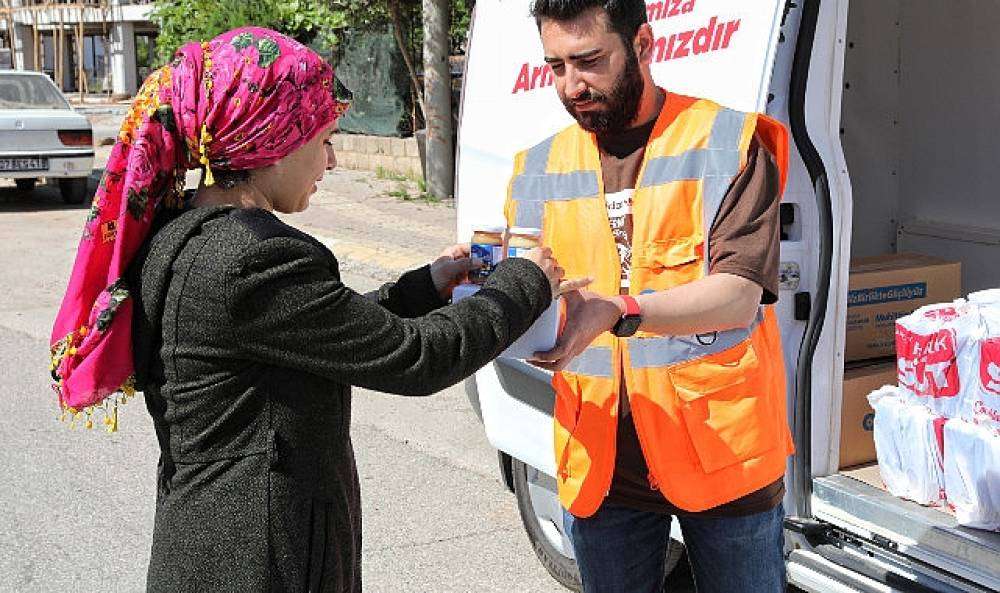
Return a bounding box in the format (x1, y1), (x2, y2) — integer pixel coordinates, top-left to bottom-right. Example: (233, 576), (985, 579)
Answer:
(530, 274), (763, 372)
(625, 273), (763, 336)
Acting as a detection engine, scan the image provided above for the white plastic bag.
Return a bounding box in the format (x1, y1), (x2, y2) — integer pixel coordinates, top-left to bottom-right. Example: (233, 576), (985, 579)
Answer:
(969, 300), (1000, 431)
(943, 418), (1000, 530)
(868, 386), (948, 506)
(968, 289), (1000, 305)
(895, 301), (979, 418)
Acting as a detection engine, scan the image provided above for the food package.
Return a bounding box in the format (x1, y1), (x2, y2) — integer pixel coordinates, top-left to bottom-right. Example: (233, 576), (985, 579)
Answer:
(943, 417), (1000, 530)
(868, 386), (948, 506)
(895, 301), (979, 418)
(452, 283), (560, 359)
(967, 292), (1000, 432)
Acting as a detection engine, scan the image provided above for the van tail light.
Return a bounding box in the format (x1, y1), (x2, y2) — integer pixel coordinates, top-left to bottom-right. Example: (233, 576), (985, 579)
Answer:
(58, 129), (93, 147)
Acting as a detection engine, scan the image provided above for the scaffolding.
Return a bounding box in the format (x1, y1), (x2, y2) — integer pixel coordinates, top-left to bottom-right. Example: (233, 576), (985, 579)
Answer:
(0, 0), (124, 100)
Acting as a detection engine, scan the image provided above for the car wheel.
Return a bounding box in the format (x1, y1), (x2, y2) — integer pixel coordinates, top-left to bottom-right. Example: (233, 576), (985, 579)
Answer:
(511, 459), (686, 592)
(512, 459), (582, 592)
(59, 178), (89, 204)
(15, 179), (36, 191)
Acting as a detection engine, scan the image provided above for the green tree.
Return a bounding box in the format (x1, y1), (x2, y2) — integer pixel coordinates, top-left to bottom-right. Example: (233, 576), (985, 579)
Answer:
(153, 0), (474, 66)
(151, 0), (356, 65)
(450, 0), (473, 53)
(151, 0), (475, 134)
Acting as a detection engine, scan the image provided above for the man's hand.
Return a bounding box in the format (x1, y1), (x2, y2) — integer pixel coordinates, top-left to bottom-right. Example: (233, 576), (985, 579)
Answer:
(557, 277), (594, 296)
(529, 290), (621, 372)
(430, 244), (478, 300)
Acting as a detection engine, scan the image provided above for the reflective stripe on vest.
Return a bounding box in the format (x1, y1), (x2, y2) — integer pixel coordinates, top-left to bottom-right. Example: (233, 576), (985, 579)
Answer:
(564, 346), (614, 378)
(510, 135), (599, 228)
(627, 309), (764, 369)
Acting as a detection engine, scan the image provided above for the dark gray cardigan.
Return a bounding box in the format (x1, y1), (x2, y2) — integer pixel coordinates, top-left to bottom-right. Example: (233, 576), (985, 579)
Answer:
(127, 206), (551, 593)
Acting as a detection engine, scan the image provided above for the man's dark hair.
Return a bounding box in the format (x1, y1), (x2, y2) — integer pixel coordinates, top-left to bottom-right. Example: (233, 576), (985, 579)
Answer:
(530, 0), (648, 48)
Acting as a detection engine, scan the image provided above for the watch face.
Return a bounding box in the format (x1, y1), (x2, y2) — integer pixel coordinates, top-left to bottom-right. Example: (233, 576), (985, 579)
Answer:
(614, 315), (642, 337)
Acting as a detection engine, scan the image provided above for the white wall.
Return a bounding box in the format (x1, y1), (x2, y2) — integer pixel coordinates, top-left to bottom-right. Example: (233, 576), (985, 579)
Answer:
(110, 20), (136, 96)
(11, 24), (35, 71)
(841, 0), (1000, 291)
(896, 2), (1000, 231)
(840, 1), (901, 257)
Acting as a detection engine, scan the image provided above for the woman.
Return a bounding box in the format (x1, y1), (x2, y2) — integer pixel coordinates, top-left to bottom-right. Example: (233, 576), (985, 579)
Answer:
(49, 27), (562, 593)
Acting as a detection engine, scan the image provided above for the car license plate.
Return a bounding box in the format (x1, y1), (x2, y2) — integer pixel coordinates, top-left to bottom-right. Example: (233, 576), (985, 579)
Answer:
(0, 157), (48, 172)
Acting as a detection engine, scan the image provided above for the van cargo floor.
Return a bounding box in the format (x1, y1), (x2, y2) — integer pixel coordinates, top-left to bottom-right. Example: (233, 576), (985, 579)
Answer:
(811, 465), (1000, 590)
(840, 464), (955, 515)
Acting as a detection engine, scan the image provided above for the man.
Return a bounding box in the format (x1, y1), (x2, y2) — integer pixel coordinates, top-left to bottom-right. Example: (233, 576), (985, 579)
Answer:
(504, 2), (795, 592)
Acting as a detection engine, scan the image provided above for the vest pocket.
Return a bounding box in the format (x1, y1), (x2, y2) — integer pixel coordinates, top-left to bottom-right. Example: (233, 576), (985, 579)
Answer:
(634, 238), (699, 269)
(667, 339), (778, 474)
(632, 239), (701, 288)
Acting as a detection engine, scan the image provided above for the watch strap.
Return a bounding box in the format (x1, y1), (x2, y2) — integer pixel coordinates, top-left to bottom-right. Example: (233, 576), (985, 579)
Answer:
(619, 294), (640, 317)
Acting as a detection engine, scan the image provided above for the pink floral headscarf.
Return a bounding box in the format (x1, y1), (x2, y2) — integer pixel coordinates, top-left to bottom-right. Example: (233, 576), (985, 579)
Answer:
(50, 27), (349, 430)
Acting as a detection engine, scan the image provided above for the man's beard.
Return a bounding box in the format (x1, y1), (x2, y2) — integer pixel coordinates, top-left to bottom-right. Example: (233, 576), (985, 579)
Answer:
(562, 49), (644, 136)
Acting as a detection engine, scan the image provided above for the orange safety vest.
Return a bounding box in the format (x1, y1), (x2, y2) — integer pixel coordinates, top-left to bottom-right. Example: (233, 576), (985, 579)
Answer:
(504, 92), (794, 516)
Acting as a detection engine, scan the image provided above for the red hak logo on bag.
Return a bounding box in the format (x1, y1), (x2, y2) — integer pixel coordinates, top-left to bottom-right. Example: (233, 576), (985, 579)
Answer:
(896, 326), (960, 397)
(980, 338), (1000, 396)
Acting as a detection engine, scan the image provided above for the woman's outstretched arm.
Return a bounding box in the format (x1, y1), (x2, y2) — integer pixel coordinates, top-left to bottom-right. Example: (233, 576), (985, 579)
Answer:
(228, 235), (551, 396)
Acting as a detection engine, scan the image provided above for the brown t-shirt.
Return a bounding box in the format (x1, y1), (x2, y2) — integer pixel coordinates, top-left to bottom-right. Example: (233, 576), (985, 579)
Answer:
(599, 103), (784, 517)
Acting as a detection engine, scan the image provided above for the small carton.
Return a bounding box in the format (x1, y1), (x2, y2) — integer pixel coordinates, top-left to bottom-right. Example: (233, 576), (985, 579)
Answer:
(452, 283), (560, 359)
(846, 253), (961, 362)
(840, 359), (897, 469)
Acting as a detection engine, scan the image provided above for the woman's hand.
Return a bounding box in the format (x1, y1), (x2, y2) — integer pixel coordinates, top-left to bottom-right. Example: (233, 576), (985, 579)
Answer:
(521, 247), (566, 297)
(430, 244), (479, 300)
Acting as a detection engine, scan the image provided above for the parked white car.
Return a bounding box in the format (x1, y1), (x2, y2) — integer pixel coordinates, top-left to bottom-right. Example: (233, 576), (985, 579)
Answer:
(0, 70), (94, 204)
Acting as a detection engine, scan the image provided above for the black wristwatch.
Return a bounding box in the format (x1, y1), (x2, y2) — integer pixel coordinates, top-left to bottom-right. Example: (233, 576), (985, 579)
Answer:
(612, 295), (642, 337)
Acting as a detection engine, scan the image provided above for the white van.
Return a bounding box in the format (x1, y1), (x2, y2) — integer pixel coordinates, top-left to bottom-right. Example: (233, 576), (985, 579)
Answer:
(456, 1), (1000, 591)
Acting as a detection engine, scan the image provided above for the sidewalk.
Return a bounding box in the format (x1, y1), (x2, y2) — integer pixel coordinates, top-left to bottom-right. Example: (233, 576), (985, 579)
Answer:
(281, 171), (457, 282)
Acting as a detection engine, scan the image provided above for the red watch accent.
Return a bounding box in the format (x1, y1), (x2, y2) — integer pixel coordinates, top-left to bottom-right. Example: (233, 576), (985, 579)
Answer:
(619, 294), (640, 317)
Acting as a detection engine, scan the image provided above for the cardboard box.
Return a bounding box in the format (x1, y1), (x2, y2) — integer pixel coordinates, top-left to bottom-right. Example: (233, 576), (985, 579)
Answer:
(846, 253), (961, 362)
(840, 360), (897, 469)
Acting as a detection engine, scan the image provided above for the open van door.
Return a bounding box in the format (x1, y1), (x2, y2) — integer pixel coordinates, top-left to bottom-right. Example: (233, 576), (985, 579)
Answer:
(781, 2), (1000, 592)
(456, 1), (793, 588)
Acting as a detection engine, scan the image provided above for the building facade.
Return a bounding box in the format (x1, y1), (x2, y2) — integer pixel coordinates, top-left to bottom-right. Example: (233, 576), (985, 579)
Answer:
(0, 0), (157, 98)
